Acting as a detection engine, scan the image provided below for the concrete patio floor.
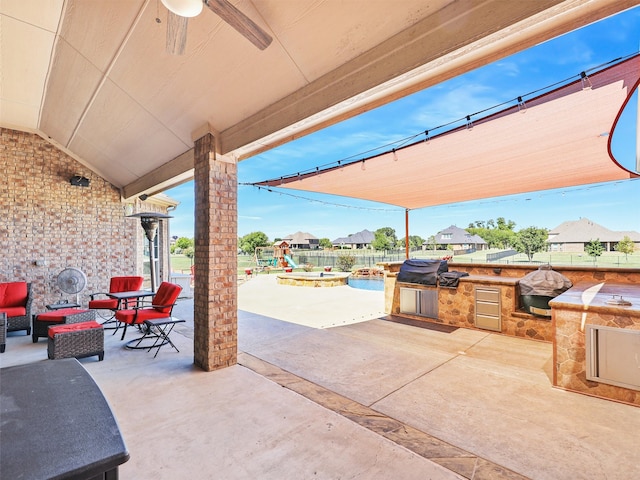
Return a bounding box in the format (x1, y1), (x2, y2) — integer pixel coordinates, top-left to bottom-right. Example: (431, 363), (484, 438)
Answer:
(2, 275), (639, 479)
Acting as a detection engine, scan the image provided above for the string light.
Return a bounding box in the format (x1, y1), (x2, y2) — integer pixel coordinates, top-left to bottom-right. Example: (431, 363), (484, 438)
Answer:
(244, 184), (401, 212)
(466, 115), (473, 131)
(392, 149), (398, 162)
(580, 71), (592, 90)
(517, 96), (527, 114)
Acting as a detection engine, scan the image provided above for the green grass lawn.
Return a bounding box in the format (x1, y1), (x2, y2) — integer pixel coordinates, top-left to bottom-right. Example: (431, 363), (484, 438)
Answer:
(453, 249), (640, 267)
(171, 254), (264, 277)
(171, 255), (193, 273)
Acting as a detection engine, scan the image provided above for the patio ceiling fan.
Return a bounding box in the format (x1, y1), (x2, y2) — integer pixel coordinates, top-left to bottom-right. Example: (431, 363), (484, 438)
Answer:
(161, 0), (272, 55)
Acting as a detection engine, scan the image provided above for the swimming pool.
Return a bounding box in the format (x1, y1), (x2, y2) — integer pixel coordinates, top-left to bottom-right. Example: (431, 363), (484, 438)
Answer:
(348, 277), (384, 291)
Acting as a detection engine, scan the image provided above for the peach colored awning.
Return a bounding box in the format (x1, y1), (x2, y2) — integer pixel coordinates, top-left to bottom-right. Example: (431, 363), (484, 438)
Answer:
(256, 55), (639, 210)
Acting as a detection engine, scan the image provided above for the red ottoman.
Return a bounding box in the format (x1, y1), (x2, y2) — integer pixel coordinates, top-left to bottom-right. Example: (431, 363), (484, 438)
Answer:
(33, 308), (96, 343)
(48, 321), (104, 361)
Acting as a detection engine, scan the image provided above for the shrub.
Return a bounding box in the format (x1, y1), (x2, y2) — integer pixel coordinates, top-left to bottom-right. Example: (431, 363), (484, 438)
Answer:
(336, 253), (356, 272)
(302, 263), (315, 272)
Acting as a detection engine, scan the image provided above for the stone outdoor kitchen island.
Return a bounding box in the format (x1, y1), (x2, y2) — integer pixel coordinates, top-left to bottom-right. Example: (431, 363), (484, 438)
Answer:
(550, 282), (640, 406)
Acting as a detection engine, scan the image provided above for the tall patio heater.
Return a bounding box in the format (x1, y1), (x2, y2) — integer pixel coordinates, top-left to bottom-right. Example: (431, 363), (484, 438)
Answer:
(127, 212), (173, 292)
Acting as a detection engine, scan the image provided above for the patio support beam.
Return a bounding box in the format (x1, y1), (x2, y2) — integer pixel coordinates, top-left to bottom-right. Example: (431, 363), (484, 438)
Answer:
(405, 209), (409, 260)
(192, 131), (238, 371)
(222, 0), (633, 161)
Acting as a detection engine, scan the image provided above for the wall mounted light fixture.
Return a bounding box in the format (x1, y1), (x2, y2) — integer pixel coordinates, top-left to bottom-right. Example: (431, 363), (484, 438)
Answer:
(70, 175), (90, 187)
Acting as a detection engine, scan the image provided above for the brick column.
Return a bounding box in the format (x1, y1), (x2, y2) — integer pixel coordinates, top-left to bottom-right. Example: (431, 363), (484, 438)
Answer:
(193, 133), (237, 371)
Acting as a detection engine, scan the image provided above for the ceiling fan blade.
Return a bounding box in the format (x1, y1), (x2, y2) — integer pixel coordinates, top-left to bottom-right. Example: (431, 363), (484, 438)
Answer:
(204, 0), (272, 50)
(166, 10), (189, 55)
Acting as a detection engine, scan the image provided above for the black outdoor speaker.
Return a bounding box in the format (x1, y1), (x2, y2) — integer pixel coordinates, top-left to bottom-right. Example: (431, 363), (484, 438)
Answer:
(70, 175), (90, 187)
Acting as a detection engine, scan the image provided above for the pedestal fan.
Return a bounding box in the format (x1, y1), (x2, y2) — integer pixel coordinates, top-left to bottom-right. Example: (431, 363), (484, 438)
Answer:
(56, 267), (88, 306)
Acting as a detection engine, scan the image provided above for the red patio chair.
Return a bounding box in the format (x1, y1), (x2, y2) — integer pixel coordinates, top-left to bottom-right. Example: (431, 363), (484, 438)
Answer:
(88, 276), (144, 319)
(0, 282), (33, 336)
(114, 282), (182, 340)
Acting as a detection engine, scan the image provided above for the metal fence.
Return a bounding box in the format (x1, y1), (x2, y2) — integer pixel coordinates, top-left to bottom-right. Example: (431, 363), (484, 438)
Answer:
(244, 248), (639, 269)
(485, 249), (517, 262)
(294, 251), (407, 268)
(456, 254), (639, 267)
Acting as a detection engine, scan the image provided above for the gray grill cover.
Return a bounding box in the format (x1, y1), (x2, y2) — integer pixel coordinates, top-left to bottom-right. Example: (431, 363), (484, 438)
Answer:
(519, 265), (572, 297)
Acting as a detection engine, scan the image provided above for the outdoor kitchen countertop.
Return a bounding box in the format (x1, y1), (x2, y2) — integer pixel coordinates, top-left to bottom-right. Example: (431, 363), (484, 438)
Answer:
(549, 281), (640, 317)
(458, 275), (520, 286)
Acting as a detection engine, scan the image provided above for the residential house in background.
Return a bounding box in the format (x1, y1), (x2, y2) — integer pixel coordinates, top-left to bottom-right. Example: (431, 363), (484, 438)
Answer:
(283, 231), (320, 249)
(427, 225), (488, 252)
(332, 229), (375, 249)
(547, 218), (640, 252)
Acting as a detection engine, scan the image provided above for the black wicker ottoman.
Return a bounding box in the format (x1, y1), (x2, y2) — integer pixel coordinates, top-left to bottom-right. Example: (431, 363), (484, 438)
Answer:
(0, 312), (6, 353)
(47, 321), (104, 361)
(33, 308), (96, 343)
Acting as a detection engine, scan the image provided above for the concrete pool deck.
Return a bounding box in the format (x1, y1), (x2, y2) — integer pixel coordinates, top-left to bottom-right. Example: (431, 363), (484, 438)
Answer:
(237, 274), (385, 328)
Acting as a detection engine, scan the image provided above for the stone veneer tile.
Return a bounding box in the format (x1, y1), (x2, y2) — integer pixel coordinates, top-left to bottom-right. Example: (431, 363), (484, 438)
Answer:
(434, 457), (478, 479)
(472, 458), (529, 480)
(553, 305), (640, 406)
(383, 424), (474, 460)
(341, 409), (405, 434)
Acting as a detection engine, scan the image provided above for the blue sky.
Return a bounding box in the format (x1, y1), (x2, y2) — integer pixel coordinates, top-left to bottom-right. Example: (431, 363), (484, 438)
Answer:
(166, 6), (640, 242)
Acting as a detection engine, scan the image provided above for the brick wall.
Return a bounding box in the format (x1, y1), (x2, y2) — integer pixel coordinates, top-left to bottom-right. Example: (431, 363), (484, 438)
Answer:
(1, 128), (142, 311)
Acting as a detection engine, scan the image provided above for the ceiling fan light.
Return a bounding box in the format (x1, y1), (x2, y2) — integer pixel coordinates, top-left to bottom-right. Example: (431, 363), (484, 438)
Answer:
(161, 0), (203, 18)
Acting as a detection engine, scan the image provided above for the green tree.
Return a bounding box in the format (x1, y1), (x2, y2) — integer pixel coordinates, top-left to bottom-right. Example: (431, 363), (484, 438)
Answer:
(240, 231), (270, 254)
(172, 236), (194, 253)
(513, 226), (548, 261)
(398, 235), (424, 249)
(409, 235), (424, 248)
(491, 229), (517, 249)
(496, 217), (516, 230)
(615, 235), (635, 260)
(467, 218), (517, 248)
(175, 237), (193, 250)
(318, 237), (333, 249)
(372, 227), (397, 251)
(336, 252), (356, 272)
(426, 235), (438, 251)
(585, 238), (604, 261)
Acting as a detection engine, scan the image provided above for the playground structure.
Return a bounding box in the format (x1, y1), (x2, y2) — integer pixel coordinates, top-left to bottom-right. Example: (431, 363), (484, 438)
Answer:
(255, 241), (298, 270)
